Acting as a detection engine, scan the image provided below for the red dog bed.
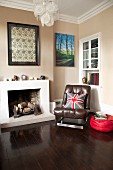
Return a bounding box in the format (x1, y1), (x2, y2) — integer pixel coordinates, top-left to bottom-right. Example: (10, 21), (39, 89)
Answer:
(90, 115), (113, 132)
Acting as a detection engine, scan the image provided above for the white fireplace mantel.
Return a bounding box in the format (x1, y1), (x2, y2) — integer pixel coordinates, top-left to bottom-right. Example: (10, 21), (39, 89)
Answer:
(0, 80), (55, 127)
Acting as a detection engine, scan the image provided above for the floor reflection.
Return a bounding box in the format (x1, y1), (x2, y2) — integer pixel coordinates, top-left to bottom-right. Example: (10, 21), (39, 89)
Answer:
(10, 127), (43, 148)
(89, 128), (113, 142)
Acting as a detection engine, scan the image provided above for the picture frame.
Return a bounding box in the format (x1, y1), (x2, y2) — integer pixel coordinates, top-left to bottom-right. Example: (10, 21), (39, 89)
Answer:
(55, 33), (75, 67)
(7, 22), (39, 66)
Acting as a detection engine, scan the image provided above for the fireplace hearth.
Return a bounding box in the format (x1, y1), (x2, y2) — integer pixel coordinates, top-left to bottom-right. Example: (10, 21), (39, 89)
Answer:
(0, 80), (55, 128)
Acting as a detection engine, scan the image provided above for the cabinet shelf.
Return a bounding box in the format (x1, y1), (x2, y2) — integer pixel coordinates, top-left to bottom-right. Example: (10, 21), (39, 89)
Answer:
(83, 49), (89, 52)
(83, 59), (89, 61)
(83, 68), (99, 71)
(91, 58), (98, 60)
(91, 47), (98, 50)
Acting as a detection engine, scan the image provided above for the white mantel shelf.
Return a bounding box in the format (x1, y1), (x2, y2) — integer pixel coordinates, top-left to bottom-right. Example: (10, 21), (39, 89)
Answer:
(0, 80), (55, 128)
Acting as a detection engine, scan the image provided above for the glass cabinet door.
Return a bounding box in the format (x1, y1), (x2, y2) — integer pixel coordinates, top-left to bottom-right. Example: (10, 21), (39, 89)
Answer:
(91, 39), (98, 68)
(91, 59), (98, 68)
(83, 42), (89, 69)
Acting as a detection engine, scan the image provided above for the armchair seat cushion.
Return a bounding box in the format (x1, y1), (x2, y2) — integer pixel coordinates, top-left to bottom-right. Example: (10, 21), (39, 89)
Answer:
(54, 107), (88, 119)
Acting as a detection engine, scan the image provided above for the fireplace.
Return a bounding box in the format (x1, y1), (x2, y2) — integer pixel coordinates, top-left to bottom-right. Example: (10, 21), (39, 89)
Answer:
(8, 88), (41, 118)
(0, 80), (55, 128)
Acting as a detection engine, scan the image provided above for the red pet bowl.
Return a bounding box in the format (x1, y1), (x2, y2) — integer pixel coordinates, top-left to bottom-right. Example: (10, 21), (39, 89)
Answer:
(90, 116), (113, 132)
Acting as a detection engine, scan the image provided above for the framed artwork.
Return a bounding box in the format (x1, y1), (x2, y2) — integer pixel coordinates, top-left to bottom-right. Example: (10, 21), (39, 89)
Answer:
(7, 22), (39, 65)
(55, 33), (75, 67)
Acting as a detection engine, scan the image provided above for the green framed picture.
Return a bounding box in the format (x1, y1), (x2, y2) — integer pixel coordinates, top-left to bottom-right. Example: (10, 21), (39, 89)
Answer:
(55, 33), (75, 67)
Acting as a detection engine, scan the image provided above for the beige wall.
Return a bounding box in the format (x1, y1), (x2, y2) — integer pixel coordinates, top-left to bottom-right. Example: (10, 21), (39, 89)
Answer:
(0, 6), (54, 100)
(0, 5), (113, 107)
(79, 6), (113, 106)
(54, 21), (79, 99)
(0, 6), (79, 101)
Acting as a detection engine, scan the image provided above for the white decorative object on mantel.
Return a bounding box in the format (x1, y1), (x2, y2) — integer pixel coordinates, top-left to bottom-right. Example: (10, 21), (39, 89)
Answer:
(0, 80), (55, 127)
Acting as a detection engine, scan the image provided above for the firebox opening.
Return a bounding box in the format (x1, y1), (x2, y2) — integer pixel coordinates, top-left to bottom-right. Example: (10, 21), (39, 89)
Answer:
(8, 88), (41, 118)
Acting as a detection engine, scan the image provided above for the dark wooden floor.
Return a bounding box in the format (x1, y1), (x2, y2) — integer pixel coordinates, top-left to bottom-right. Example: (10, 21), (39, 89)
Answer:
(0, 118), (113, 170)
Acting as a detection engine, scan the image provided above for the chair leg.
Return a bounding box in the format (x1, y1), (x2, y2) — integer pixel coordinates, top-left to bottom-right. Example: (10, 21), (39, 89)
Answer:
(55, 116), (63, 123)
(57, 122), (84, 129)
(55, 116), (84, 129)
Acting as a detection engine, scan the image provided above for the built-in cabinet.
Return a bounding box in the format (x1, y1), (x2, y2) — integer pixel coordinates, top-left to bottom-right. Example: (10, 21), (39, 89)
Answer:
(79, 33), (100, 86)
(79, 33), (101, 111)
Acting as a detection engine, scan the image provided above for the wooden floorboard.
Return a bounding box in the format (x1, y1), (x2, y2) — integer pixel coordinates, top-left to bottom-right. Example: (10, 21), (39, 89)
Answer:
(0, 118), (113, 170)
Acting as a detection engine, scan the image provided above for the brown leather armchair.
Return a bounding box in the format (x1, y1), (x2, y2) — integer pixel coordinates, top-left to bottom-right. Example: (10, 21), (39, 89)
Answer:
(54, 84), (91, 129)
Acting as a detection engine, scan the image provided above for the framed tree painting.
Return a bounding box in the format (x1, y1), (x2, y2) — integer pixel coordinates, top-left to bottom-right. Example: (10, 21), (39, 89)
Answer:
(55, 33), (75, 66)
(7, 22), (39, 65)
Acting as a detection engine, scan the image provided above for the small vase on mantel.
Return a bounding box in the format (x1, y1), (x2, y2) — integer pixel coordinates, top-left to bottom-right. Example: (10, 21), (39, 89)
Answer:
(21, 74), (28, 80)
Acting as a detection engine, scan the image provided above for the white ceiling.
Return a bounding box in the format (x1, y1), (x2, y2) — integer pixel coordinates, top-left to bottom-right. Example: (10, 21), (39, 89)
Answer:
(0, 0), (113, 23)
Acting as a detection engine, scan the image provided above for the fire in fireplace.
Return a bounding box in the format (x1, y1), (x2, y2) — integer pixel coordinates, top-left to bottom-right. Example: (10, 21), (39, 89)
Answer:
(8, 89), (42, 118)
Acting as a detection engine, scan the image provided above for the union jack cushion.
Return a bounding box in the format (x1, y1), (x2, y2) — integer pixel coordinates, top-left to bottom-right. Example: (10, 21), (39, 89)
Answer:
(63, 93), (86, 109)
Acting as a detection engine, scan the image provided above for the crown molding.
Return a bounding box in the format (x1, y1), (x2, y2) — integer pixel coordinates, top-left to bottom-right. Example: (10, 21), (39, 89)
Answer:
(78, 0), (113, 24)
(0, 0), (33, 11)
(0, 0), (113, 24)
(59, 14), (78, 24)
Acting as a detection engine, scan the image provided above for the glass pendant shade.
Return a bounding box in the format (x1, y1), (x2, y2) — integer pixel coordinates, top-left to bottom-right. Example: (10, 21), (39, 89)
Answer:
(46, 2), (58, 14)
(45, 15), (54, 26)
(34, 4), (45, 16)
(33, 0), (59, 27)
(41, 12), (51, 26)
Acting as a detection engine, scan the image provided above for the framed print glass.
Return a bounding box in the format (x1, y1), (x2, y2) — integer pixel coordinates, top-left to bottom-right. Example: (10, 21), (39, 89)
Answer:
(7, 22), (39, 65)
(55, 33), (75, 67)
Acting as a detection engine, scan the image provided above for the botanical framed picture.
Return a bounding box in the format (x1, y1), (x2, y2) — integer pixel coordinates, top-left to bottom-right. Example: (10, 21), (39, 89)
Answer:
(7, 22), (39, 65)
(55, 33), (75, 67)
